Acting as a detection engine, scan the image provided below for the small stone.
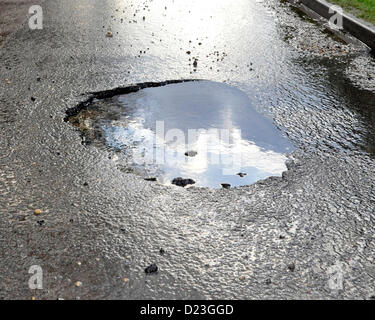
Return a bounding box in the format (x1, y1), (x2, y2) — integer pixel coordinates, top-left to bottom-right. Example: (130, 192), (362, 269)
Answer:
(288, 263), (295, 272)
(237, 173), (247, 178)
(184, 150), (197, 157)
(186, 51), (191, 55)
(239, 276), (246, 281)
(31, 97), (36, 102)
(106, 31), (113, 38)
(83, 182), (88, 187)
(171, 177), (195, 187)
(265, 279), (272, 285)
(221, 183), (231, 189)
(123, 277), (129, 283)
(144, 177), (157, 182)
(75, 281), (82, 287)
(34, 209), (42, 215)
(37, 220), (45, 226)
(77, 262), (81, 266)
(159, 248), (165, 255)
(145, 263), (158, 274)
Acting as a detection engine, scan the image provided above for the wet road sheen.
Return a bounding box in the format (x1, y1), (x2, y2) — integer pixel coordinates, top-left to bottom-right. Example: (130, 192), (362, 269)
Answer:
(1, 0), (375, 300)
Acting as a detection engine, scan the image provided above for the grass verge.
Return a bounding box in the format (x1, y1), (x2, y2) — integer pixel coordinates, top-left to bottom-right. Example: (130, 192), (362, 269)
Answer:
(329, 0), (375, 24)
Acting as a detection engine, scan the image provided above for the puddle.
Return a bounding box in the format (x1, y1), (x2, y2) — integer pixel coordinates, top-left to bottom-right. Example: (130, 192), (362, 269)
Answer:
(68, 81), (294, 188)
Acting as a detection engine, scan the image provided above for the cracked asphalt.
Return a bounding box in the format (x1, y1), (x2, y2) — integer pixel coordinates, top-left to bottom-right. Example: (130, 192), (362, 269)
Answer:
(1, 0), (375, 300)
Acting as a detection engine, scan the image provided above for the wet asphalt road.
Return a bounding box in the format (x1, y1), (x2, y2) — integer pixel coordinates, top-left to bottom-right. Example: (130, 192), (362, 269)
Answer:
(1, 0), (375, 300)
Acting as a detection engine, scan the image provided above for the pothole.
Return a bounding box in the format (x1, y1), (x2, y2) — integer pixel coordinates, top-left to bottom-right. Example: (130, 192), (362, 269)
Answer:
(66, 80), (294, 188)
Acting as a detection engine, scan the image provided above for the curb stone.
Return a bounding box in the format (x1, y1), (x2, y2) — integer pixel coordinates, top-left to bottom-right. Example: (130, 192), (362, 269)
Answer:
(288, 0), (375, 51)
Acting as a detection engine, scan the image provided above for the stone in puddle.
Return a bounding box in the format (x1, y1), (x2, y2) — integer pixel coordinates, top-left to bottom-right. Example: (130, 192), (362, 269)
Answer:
(237, 173), (247, 178)
(144, 177), (157, 182)
(184, 151), (198, 157)
(145, 263), (158, 274)
(221, 183), (231, 189)
(171, 177), (195, 187)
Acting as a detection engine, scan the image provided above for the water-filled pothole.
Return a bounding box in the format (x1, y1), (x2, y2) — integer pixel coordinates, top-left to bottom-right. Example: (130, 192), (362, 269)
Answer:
(67, 80), (294, 188)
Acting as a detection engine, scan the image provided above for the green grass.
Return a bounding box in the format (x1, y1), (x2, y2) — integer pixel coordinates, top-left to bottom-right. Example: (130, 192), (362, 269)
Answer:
(329, 0), (375, 24)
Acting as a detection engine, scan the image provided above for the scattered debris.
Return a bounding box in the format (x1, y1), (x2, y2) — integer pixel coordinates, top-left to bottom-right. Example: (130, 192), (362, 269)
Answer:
(144, 177), (157, 181)
(37, 220), (45, 226)
(288, 263), (296, 272)
(34, 209), (42, 216)
(31, 97), (36, 102)
(237, 173), (247, 178)
(145, 263), (158, 274)
(106, 31), (113, 38)
(123, 277), (129, 283)
(74, 281), (82, 287)
(184, 151), (198, 157)
(159, 248), (165, 255)
(171, 177), (195, 187)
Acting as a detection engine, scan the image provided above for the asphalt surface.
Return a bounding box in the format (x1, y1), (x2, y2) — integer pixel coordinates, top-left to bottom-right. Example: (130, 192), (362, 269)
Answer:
(1, 0), (375, 300)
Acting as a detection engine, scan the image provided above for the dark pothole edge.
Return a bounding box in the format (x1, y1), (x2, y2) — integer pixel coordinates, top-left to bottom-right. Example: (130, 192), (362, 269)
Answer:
(64, 79), (202, 122)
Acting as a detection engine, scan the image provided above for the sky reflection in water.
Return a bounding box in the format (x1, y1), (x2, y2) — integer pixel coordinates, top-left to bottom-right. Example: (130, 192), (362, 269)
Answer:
(86, 81), (294, 188)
